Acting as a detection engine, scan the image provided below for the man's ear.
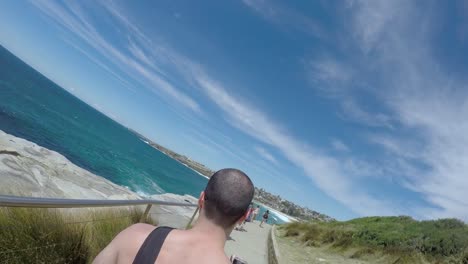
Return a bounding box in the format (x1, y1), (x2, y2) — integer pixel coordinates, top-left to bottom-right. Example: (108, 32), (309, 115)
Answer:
(198, 191), (205, 208)
(237, 209), (249, 224)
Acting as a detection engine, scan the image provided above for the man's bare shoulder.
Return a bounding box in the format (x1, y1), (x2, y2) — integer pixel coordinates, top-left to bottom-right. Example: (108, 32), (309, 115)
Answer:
(114, 223), (155, 245)
(117, 223), (156, 249)
(92, 223), (156, 264)
(124, 223), (157, 236)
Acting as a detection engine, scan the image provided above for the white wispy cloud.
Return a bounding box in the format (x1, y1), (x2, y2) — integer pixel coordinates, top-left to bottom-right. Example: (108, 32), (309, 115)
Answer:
(250, 0), (468, 219)
(61, 37), (137, 93)
(191, 71), (398, 216)
(181, 134), (219, 155)
(254, 146), (278, 165)
(331, 139), (350, 152)
(306, 57), (394, 128)
(307, 58), (354, 94)
(340, 99), (393, 128)
(186, 130), (285, 183)
(127, 39), (154, 69)
(337, 0), (468, 220)
(60, 1), (400, 216)
(31, 0), (201, 113)
(187, 129), (252, 167)
(242, 0), (326, 39)
(346, 0), (405, 53)
(31, 0), (468, 220)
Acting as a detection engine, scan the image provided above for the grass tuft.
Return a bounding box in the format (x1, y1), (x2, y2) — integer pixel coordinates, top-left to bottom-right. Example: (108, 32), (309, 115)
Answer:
(0, 207), (156, 263)
(300, 224), (321, 243)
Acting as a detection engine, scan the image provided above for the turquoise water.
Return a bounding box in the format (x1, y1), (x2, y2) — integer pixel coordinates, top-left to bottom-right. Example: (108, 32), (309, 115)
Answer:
(0, 45), (288, 224)
(0, 45), (208, 198)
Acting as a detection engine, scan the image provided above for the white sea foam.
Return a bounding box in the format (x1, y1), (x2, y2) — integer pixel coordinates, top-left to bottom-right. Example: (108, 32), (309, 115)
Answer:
(139, 138), (150, 145)
(181, 163), (210, 179)
(136, 189), (152, 197)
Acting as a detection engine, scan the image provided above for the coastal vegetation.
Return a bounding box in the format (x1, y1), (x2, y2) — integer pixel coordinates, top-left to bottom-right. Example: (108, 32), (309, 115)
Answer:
(0, 207), (155, 264)
(279, 216), (468, 263)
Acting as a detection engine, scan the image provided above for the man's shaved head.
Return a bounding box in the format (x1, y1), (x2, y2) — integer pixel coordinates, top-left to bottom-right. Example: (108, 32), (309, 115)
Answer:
(203, 168), (254, 227)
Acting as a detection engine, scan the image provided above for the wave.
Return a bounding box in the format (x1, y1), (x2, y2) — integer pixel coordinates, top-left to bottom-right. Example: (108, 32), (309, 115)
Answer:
(180, 163), (210, 179)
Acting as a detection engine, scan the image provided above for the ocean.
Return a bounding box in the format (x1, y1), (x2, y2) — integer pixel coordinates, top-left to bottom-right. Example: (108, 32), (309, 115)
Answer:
(0, 45), (208, 198)
(0, 45), (287, 224)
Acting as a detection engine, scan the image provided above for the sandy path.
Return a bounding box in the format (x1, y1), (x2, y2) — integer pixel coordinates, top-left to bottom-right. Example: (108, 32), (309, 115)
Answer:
(225, 221), (272, 264)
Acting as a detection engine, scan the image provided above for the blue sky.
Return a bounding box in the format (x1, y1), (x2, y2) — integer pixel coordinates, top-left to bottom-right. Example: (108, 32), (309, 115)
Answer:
(1, 0), (468, 221)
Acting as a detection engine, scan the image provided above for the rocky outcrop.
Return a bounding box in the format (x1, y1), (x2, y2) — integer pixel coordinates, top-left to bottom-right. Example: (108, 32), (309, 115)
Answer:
(0, 130), (139, 200)
(0, 130), (200, 228)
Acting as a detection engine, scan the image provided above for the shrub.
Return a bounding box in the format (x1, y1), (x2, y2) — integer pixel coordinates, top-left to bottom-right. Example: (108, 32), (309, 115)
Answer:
(322, 229), (339, 244)
(433, 219), (465, 229)
(301, 225), (321, 243)
(284, 229), (300, 237)
(283, 222), (309, 237)
(333, 230), (354, 248)
(461, 249), (468, 264)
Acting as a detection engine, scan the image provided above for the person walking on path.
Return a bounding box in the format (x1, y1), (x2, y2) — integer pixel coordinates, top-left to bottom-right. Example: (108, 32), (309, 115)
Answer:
(251, 206), (260, 222)
(245, 204), (254, 222)
(93, 168), (255, 264)
(259, 210), (269, 227)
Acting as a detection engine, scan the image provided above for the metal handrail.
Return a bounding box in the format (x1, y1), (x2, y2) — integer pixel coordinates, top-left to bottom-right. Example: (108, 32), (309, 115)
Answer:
(0, 195), (199, 228)
(0, 195), (197, 208)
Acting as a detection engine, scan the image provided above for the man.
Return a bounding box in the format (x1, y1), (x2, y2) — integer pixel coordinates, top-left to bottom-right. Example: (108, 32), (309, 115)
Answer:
(93, 168), (254, 264)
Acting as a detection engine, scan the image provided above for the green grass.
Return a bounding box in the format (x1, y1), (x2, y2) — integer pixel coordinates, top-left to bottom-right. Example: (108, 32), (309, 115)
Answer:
(0, 207), (156, 263)
(280, 216), (468, 263)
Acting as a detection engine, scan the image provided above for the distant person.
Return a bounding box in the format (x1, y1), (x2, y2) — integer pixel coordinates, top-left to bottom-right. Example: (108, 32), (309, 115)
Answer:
(252, 206), (260, 222)
(249, 206), (255, 221)
(236, 203), (253, 231)
(245, 203), (254, 222)
(260, 210), (269, 227)
(93, 168), (255, 264)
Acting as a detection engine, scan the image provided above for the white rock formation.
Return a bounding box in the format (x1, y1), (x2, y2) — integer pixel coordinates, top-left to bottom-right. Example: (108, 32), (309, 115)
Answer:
(0, 130), (200, 228)
(0, 130), (140, 200)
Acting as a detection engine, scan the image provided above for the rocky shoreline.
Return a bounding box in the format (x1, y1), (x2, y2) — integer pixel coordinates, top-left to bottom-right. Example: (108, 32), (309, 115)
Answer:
(0, 130), (197, 227)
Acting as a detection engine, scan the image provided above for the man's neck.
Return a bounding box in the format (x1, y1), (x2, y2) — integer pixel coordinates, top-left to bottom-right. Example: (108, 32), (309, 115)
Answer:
(189, 219), (230, 249)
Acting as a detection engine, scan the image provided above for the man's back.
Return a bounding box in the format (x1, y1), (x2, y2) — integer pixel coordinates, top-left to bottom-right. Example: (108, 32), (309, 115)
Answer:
(94, 224), (230, 264)
(94, 168), (255, 264)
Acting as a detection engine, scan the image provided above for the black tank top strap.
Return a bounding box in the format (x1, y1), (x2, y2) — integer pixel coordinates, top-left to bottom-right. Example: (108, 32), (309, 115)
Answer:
(132, 226), (174, 264)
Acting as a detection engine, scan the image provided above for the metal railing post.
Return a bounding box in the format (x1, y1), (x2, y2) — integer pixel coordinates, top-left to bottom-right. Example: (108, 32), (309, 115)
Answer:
(185, 206), (199, 230)
(140, 204), (152, 223)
